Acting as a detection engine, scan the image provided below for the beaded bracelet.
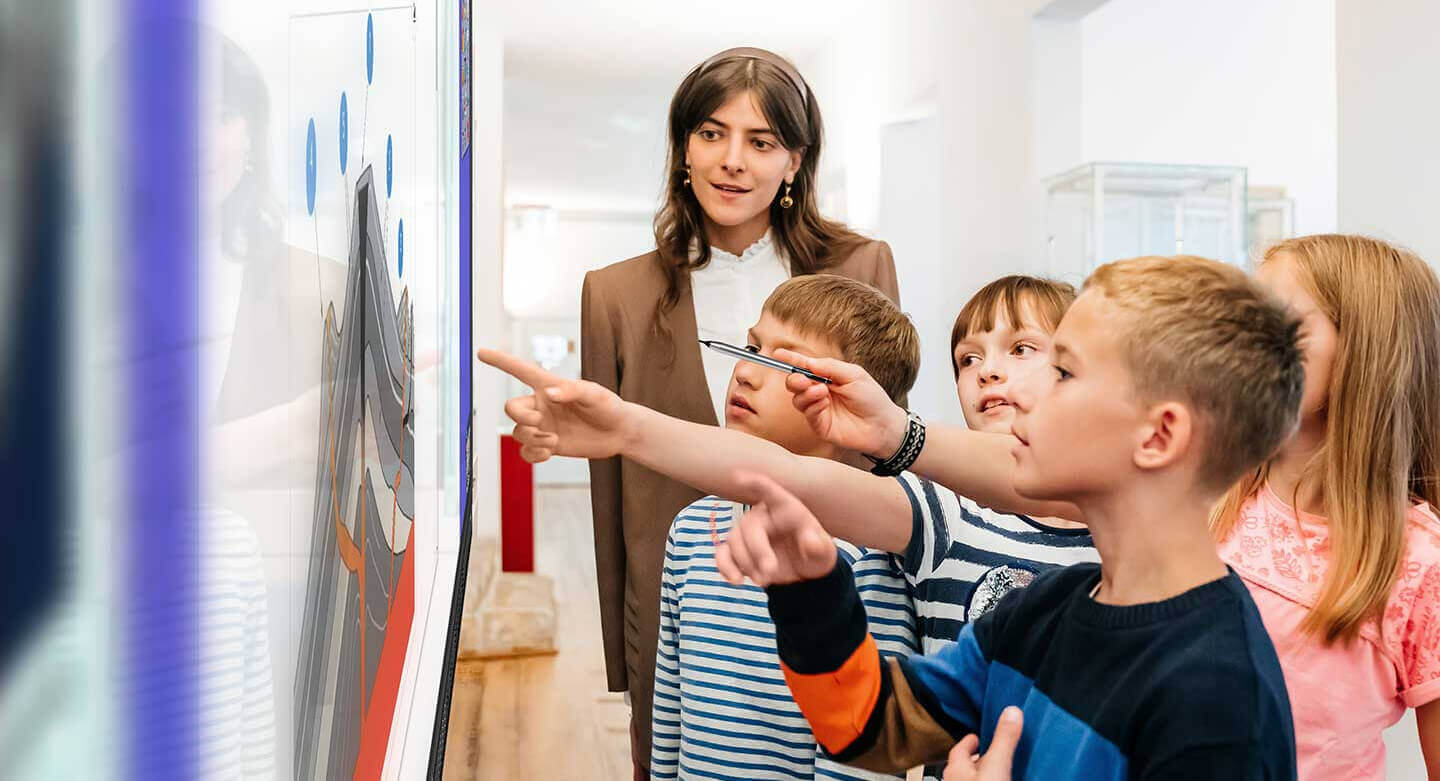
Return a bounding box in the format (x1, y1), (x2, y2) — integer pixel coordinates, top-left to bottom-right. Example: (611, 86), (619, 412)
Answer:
(865, 411), (926, 477)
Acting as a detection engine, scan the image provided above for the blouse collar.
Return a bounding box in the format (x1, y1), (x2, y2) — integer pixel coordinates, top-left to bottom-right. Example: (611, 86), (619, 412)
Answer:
(696, 230), (776, 265)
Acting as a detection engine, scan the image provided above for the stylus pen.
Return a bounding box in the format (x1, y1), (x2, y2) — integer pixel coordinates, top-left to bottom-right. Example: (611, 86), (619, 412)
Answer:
(698, 339), (833, 384)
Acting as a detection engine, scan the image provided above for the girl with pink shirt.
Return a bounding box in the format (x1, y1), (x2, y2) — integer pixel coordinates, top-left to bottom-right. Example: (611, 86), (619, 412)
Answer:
(1212, 234), (1440, 779)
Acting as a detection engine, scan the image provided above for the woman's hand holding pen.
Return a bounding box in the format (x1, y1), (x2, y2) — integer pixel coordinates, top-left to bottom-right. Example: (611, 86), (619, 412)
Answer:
(774, 349), (910, 461)
(476, 348), (635, 463)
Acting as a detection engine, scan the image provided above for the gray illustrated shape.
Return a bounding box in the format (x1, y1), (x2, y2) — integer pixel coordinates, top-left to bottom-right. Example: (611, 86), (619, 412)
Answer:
(293, 166), (414, 780)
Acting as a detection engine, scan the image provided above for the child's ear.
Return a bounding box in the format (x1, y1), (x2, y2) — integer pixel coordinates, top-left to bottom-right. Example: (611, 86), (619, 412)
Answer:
(1134, 402), (1191, 473)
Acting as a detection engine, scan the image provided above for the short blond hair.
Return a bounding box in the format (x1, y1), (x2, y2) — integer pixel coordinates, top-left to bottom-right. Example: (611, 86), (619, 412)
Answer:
(1084, 256), (1304, 491)
(763, 275), (920, 404)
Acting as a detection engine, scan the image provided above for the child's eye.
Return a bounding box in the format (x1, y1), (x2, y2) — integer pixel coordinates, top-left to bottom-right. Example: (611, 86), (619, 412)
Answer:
(1012, 343), (1036, 357)
(1054, 365), (1072, 381)
(959, 354), (980, 368)
(744, 344), (760, 353)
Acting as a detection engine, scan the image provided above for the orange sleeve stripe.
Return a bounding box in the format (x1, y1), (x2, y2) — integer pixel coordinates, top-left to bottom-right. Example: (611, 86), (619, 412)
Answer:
(780, 633), (882, 755)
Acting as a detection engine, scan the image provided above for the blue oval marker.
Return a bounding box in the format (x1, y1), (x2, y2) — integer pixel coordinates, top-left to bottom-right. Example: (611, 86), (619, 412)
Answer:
(339, 92), (348, 174)
(397, 219), (405, 277)
(305, 118), (317, 215)
(366, 13), (374, 85)
(386, 135), (393, 197)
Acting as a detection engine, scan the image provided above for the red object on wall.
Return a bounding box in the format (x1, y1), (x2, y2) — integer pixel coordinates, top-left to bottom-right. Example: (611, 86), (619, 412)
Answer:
(500, 434), (535, 572)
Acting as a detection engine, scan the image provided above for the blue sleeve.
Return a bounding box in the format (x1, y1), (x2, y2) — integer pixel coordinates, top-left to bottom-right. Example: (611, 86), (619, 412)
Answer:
(769, 560), (986, 771)
(899, 623), (989, 737)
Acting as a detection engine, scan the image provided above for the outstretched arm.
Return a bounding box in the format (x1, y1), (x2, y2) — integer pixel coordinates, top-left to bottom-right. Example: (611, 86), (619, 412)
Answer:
(774, 349), (1082, 522)
(719, 474), (993, 773)
(476, 349), (914, 553)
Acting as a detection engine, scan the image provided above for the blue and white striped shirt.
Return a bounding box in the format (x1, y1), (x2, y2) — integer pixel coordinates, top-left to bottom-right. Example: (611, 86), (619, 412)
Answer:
(894, 472), (1098, 654)
(650, 497), (917, 780)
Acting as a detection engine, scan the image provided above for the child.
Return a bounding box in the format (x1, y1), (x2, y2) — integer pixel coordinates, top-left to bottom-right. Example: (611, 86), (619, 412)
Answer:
(898, 276), (1096, 653)
(717, 256), (1302, 777)
(649, 275), (921, 780)
(487, 275), (1094, 659)
(478, 255), (1301, 777)
(481, 275), (1087, 777)
(1209, 235), (1440, 779)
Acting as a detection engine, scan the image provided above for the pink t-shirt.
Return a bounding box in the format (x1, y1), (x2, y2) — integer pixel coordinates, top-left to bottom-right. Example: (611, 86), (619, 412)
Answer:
(1218, 484), (1440, 780)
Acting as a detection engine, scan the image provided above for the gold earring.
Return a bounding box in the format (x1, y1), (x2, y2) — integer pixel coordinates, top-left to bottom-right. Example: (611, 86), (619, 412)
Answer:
(779, 182), (794, 209)
(682, 165), (691, 188)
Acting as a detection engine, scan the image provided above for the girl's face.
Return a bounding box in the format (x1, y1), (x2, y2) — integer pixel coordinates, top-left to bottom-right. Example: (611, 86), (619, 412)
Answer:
(684, 90), (802, 239)
(1257, 252), (1338, 429)
(953, 304), (1057, 435)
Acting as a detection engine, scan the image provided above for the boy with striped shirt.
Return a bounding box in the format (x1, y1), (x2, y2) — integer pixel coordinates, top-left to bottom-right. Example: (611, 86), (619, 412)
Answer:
(650, 276), (921, 780)
(654, 500), (913, 779)
(898, 277), (1096, 654)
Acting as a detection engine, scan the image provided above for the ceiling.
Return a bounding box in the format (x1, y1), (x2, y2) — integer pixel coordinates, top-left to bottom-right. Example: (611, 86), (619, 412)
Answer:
(497, 0), (868, 211)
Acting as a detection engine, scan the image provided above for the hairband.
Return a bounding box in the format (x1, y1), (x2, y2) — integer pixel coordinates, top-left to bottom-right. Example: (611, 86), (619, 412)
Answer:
(694, 46), (809, 104)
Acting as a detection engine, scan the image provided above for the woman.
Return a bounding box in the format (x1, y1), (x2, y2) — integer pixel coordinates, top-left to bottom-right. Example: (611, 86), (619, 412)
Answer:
(579, 46), (901, 778)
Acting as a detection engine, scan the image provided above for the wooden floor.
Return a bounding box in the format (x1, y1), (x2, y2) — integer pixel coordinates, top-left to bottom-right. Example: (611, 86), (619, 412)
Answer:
(444, 487), (632, 781)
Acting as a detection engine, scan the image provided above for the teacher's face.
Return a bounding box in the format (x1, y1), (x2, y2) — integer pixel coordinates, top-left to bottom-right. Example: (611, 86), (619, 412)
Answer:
(685, 90), (803, 234)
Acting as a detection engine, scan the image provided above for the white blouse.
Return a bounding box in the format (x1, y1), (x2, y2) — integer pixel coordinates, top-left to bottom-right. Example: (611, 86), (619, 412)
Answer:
(690, 231), (790, 426)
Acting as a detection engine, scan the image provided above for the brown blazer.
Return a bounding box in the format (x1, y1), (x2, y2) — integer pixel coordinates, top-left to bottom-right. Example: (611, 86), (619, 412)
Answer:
(579, 239), (900, 765)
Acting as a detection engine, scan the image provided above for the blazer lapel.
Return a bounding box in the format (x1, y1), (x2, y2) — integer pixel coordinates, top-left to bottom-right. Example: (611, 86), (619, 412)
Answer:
(666, 276), (719, 427)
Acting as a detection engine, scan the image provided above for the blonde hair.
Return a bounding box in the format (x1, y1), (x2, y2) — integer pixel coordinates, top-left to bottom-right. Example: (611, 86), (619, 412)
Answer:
(1211, 235), (1440, 643)
(1085, 256), (1305, 492)
(950, 276), (1077, 378)
(763, 275), (920, 404)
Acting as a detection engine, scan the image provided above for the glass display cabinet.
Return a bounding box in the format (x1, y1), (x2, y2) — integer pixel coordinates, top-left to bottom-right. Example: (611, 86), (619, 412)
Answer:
(1044, 162), (1249, 276)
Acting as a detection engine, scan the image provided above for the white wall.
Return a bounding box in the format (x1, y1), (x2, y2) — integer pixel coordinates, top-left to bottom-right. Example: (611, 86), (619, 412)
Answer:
(880, 116), (966, 425)
(939, 0), (1053, 285)
(1336, 0), (1440, 264)
(501, 54), (671, 213)
(809, 0), (1051, 428)
(798, 0), (942, 234)
(1031, 16), (1085, 188)
(502, 210), (654, 320)
(1080, 0), (1338, 238)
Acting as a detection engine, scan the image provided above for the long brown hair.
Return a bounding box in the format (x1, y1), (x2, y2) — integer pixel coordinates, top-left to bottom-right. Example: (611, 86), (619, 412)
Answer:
(1211, 235), (1440, 643)
(652, 47), (867, 347)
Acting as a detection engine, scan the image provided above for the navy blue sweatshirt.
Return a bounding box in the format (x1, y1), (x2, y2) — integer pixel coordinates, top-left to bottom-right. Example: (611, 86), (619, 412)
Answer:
(767, 560), (1297, 780)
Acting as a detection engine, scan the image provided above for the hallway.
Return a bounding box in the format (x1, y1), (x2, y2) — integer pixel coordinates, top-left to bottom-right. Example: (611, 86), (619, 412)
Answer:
(445, 487), (632, 780)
